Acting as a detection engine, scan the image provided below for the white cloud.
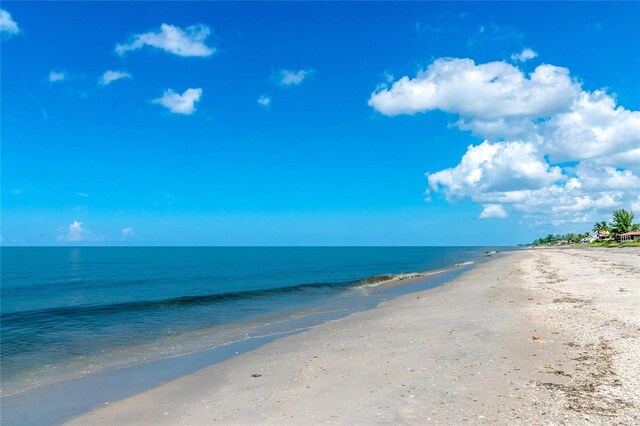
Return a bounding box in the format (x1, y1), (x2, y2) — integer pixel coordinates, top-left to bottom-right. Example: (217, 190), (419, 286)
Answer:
(573, 163), (640, 192)
(57, 221), (101, 243)
(591, 147), (640, 175)
(115, 23), (215, 57)
(372, 57), (640, 225)
(257, 94), (271, 107)
(99, 70), (132, 86)
(75, 192), (89, 198)
(480, 204), (507, 219)
(121, 227), (135, 240)
(427, 140), (564, 196)
(152, 88), (202, 115)
(428, 156), (640, 226)
(369, 58), (578, 139)
(510, 48), (538, 62)
(0, 9), (19, 34)
(540, 90), (640, 163)
(48, 71), (66, 82)
(275, 69), (313, 86)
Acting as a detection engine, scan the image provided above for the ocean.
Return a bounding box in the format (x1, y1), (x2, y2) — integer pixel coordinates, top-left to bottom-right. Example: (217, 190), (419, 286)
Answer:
(1, 246), (507, 422)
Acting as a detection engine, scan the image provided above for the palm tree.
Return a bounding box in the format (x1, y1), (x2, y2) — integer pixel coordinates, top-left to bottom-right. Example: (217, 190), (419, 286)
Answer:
(592, 221), (609, 238)
(591, 221), (610, 241)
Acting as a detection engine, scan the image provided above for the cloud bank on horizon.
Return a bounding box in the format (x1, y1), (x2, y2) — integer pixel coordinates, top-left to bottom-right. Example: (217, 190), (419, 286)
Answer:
(369, 57), (640, 225)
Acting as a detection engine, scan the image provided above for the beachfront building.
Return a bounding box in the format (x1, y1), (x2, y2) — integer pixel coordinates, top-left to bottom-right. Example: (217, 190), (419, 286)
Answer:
(620, 231), (640, 242)
(597, 231), (611, 241)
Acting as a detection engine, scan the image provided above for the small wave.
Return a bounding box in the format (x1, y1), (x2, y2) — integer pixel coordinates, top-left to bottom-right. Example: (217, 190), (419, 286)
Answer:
(454, 261), (475, 267)
(353, 274), (397, 285)
(0, 281), (346, 326)
(1, 261), (477, 327)
(353, 271), (442, 288)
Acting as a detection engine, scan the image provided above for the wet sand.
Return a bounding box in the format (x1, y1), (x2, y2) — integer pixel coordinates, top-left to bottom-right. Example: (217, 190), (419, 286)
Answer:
(67, 248), (639, 425)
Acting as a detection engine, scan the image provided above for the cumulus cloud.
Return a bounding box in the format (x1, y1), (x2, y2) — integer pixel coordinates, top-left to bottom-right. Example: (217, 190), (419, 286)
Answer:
(257, 94), (271, 107)
(58, 221), (101, 243)
(48, 71), (66, 82)
(438, 171), (637, 226)
(369, 58), (578, 139)
(99, 70), (132, 86)
(275, 69), (313, 86)
(539, 90), (640, 163)
(572, 163), (640, 192)
(426, 145), (640, 224)
(371, 57), (640, 224)
(152, 88), (202, 115)
(0, 9), (19, 34)
(510, 48), (538, 62)
(115, 23), (215, 57)
(480, 204), (508, 219)
(427, 141), (564, 196)
(591, 148), (640, 175)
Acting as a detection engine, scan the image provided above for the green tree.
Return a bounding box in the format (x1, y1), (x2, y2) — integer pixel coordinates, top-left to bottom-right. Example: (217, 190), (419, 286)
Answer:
(565, 233), (580, 244)
(592, 221), (608, 234)
(610, 209), (638, 235)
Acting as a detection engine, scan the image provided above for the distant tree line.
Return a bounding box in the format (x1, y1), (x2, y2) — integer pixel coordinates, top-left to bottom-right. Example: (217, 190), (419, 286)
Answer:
(532, 209), (640, 246)
(532, 232), (590, 246)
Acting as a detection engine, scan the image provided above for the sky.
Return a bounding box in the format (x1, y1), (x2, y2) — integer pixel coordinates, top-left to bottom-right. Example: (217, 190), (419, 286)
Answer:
(1, 1), (639, 246)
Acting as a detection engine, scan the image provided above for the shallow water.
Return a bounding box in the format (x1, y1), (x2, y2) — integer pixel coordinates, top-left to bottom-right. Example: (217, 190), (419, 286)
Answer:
(1, 247), (508, 400)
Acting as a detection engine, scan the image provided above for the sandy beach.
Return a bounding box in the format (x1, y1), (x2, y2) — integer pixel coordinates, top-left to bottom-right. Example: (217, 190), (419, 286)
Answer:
(67, 248), (640, 425)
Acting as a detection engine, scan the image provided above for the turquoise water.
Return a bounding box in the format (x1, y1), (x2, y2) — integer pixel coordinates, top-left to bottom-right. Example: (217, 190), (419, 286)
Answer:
(1, 247), (505, 399)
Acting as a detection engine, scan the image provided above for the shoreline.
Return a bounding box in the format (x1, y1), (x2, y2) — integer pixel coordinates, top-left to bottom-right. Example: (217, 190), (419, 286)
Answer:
(66, 247), (639, 425)
(1, 253), (489, 400)
(1, 252), (491, 425)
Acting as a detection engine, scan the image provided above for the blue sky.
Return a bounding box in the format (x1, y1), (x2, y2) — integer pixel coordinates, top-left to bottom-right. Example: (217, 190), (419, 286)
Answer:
(1, 2), (639, 246)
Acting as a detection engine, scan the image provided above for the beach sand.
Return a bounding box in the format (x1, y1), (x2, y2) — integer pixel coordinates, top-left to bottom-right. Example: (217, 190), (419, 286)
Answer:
(67, 248), (639, 425)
